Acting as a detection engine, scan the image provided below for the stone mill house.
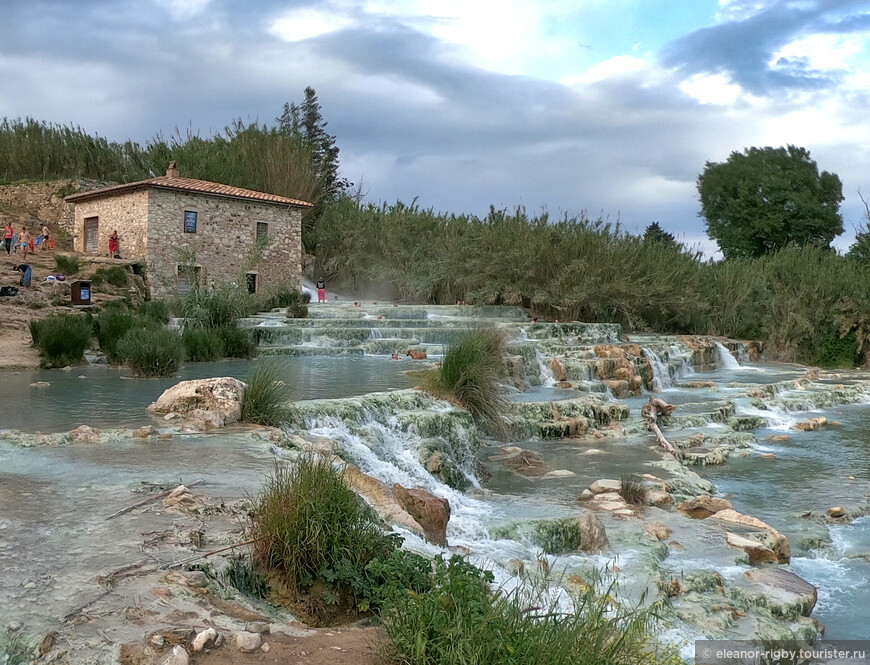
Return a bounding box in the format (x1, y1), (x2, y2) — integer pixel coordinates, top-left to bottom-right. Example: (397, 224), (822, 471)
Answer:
(65, 162), (310, 299)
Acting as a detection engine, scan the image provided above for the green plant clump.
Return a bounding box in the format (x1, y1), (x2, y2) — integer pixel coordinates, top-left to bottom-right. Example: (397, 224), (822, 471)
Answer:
(93, 308), (158, 363)
(285, 290), (309, 318)
(419, 328), (508, 439)
(30, 313), (92, 367)
(217, 325), (258, 358)
(620, 474), (648, 506)
(240, 361), (291, 426)
(137, 300), (171, 324)
(53, 253), (80, 275)
(379, 556), (678, 665)
(182, 284), (247, 328)
(91, 265), (130, 288)
(182, 325), (225, 362)
(249, 457), (397, 622)
(116, 327), (183, 377)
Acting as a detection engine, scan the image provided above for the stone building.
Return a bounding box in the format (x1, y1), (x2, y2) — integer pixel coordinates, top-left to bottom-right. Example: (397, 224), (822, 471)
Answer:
(65, 163), (310, 299)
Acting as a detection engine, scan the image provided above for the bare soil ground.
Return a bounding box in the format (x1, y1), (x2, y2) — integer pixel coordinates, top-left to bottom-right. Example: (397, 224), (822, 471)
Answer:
(190, 626), (386, 665)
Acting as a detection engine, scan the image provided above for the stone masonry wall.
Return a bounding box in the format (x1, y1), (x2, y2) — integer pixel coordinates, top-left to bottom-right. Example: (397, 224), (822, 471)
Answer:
(145, 189), (303, 299)
(72, 190), (149, 258)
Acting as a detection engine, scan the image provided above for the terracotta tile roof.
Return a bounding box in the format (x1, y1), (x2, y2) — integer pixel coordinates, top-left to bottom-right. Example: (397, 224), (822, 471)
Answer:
(65, 176), (313, 207)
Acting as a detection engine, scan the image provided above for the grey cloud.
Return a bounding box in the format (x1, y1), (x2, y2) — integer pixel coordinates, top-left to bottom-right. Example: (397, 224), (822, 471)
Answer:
(661, 0), (870, 94)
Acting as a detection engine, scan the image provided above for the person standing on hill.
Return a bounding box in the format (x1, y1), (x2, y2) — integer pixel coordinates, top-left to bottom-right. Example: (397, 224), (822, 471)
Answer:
(40, 224), (51, 251)
(316, 277), (326, 303)
(3, 223), (12, 255)
(19, 228), (31, 260)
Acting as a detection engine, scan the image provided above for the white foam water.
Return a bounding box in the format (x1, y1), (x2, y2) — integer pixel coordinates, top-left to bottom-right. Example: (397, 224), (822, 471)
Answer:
(643, 348), (672, 391)
(714, 341), (741, 370)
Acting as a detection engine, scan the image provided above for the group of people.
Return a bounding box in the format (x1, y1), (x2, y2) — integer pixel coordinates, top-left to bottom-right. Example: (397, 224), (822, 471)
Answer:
(3, 222), (51, 260)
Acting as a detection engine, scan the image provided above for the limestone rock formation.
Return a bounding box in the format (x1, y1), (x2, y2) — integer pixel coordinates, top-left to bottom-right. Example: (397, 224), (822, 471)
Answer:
(147, 377), (246, 426)
(392, 484), (451, 547)
(676, 495), (733, 519)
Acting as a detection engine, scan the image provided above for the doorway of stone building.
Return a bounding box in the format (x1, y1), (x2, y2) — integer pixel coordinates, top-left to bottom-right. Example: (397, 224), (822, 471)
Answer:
(84, 217), (99, 254)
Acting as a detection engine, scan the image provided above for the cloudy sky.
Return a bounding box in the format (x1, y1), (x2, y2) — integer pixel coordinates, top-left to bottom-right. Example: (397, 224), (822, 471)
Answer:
(3, 0), (870, 254)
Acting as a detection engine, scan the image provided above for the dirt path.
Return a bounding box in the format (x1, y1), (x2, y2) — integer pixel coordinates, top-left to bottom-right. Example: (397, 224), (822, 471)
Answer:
(190, 626), (387, 665)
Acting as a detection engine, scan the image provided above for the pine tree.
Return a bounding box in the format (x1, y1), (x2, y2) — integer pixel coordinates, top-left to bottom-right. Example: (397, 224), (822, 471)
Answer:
(643, 222), (677, 245)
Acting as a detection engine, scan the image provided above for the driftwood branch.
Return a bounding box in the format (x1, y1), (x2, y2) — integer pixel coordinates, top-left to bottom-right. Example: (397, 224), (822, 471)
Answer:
(641, 397), (681, 463)
(105, 479), (204, 520)
(166, 539), (255, 570)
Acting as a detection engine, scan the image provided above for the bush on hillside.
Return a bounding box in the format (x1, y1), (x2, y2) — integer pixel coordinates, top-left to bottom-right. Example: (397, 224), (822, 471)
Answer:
(116, 327), (183, 377)
(31, 314), (92, 367)
(91, 265), (130, 288)
(240, 361), (290, 426)
(249, 457), (398, 622)
(53, 254), (80, 276)
(419, 328), (509, 439)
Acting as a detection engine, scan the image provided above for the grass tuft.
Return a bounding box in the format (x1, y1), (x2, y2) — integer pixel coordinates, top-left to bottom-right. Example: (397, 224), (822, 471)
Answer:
(249, 457), (396, 622)
(116, 327), (183, 377)
(620, 474), (648, 506)
(53, 254), (80, 275)
(418, 328), (509, 439)
(240, 361), (290, 426)
(91, 265), (130, 288)
(379, 555), (677, 665)
(137, 300), (171, 324)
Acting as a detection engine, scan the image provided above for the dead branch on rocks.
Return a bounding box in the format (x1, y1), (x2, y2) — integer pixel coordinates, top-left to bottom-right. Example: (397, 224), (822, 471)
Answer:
(641, 397), (681, 464)
(105, 479), (204, 520)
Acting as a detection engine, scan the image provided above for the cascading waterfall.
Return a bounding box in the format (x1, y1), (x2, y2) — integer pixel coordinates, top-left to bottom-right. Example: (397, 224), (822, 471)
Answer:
(535, 350), (557, 387)
(642, 348), (672, 391)
(715, 341), (741, 370)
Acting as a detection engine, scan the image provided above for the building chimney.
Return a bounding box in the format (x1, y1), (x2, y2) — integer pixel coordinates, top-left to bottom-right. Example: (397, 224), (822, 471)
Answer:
(166, 161), (179, 178)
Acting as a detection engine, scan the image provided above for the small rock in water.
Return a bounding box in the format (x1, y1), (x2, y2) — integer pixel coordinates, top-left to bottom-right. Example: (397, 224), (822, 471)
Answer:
(78, 375), (87, 379)
(580, 448), (605, 455)
(848, 476), (856, 480)
(577, 489), (594, 501)
(29, 381), (50, 388)
(760, 453), (777, 459)
(767, 435), (790, 441)
(589, 479), (620, 494)
(828, 506), (846, 518)
(542, 469), (575, 479)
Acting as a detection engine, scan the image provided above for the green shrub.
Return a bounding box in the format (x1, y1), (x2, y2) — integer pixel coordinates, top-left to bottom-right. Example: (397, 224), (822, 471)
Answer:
(182, 284), (247, 328)
(182, 325), (225, 362)
(240, 361), (290, 425)
(419, 328), (508, 439)
(379, 556), (677, 665)
(31, 313), (92, 367)
(250, 457), (397, 622)
(217, 325), (258, 358)
(138, 300), (171, 324)
(91, 265), (130, 288)
(620, 474), (648, 506)
(93, 309), (157, 363)
(53, 253), (80, 275)
(285, 291), (309, 319)
(117, 327), (183, 377)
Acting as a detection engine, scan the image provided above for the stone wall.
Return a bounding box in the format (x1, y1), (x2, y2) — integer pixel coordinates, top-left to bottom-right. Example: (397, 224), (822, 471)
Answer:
(0, 179), (112, 235)
(146, 189), (303, 299)
(72, 189), (150, 258)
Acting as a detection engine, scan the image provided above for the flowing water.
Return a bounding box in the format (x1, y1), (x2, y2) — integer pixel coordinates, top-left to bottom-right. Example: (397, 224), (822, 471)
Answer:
(5, 303), (870, 655)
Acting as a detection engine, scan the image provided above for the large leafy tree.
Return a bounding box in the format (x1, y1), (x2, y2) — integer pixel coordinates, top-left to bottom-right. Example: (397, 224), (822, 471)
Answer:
(698, 145), (844, 259)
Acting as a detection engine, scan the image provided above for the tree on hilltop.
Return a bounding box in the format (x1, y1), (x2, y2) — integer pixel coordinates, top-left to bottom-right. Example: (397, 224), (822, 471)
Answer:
(643, 222), (677, 246)
(698, 145), (844, 259)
